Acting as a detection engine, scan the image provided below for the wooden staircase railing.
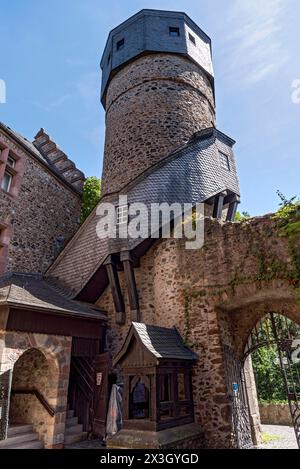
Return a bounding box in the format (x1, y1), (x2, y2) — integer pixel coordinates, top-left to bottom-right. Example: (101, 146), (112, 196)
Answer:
(11, 389), (55, 417)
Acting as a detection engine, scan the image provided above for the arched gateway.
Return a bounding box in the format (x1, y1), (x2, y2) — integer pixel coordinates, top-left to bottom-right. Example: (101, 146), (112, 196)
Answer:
(223, 313), (300, 448)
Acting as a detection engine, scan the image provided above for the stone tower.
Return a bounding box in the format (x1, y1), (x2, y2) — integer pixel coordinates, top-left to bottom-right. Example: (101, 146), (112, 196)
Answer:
(100, 9), (216, 196)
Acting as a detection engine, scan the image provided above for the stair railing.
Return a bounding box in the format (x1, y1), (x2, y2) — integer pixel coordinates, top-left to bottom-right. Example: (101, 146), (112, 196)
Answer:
(11, 389), (55, 417)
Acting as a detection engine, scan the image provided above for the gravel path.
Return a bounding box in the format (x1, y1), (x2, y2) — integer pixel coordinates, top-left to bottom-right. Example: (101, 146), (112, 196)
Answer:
(259, 425), (298, 449)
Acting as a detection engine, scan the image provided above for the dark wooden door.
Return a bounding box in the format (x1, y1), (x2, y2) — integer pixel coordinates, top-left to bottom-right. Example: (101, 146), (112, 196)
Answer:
(92, 353), (110, 438)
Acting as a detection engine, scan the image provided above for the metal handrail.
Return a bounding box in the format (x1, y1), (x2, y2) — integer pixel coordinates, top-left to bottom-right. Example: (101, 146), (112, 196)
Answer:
(11, 388), (55, 417)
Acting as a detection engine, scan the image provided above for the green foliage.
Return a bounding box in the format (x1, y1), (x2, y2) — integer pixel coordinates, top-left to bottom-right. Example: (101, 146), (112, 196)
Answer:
(259, 399), (288, 405)
(275, 190), (300, 221)
(252, 346), (286, 402)
(235, 211), (251, 222)
(80, 177), (101, 224)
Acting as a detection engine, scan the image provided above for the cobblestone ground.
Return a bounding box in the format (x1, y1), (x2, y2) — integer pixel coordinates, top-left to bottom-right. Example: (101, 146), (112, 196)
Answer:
(258, 425), (298, 449)
(66, 426), (298, 449)
(65, 439), (106, 449)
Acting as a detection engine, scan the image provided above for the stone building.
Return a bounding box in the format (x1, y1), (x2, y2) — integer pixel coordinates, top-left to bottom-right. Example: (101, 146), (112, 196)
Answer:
(0, 123), (85, 274)
(0, 9), (300, 450)
(0, 125), (107, 448)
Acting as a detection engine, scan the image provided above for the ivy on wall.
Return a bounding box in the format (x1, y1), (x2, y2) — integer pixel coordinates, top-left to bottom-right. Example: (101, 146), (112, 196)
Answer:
(182, 193), (300, 342)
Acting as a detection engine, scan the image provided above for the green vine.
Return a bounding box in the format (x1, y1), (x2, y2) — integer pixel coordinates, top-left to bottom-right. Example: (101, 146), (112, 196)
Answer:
(182, 194), (300, 341)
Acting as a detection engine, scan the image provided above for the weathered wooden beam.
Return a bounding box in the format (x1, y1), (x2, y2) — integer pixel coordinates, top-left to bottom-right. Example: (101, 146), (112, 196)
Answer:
(104, 255), (125, 325)
(226, 195), (240, 221)
(121, 251), (140, 322)
(213, 192), (227, 219)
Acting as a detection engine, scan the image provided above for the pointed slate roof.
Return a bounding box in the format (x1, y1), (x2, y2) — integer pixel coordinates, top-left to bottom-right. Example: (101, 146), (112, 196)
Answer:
(113, 322), (198, 366)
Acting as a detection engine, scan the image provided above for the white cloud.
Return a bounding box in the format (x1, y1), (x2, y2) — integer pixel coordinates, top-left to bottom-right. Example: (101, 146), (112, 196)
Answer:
(223, 0), (290, 85)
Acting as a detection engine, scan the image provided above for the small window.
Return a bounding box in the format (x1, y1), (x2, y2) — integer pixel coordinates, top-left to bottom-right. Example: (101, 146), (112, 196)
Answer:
(107, 52), (111, 65)
(189, 33), (196, 45)
(117, 205), (128, 225)
(219, 152), (230, 171)
(1, 171), (12, 192)
(169, 27), (180, 37)
(116, 38), (125, 51)
(7, 156), (16, 168)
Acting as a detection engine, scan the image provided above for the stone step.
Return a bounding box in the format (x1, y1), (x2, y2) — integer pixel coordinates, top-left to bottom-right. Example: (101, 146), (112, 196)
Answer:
(67, 409), (74, 419)
(64, 432), (88, 445)
(65, 424), (83, 435)
(0, 432), (39, 448)
(8, 424), (34, 437)
(66, 416), (78, 427)
(7, 440), (44, 450)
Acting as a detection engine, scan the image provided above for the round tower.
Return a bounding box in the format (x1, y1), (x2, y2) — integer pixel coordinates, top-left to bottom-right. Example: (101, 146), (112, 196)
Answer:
(100, 9), (215, 196)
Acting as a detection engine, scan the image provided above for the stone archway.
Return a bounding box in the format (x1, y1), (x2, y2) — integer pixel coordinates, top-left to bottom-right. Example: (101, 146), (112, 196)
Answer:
(243, 312), (300, 448)
(216, 280), (300, 448)
(9, 348), (54, 445)
(0, 331), (72, 448)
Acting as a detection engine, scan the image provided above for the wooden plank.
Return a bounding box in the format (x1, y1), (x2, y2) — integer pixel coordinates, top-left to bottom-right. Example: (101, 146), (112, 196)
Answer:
(213, 192), (227, 219)
(7, 308), (105, 339)
(121, 252), (140, 322)
(105, 257), (125, 324)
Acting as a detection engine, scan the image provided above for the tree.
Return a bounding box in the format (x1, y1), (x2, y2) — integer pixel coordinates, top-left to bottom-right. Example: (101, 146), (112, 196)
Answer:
(80, 177), (101, 224)
(235, 211), (251, 221)
(252, 346), (286, 402)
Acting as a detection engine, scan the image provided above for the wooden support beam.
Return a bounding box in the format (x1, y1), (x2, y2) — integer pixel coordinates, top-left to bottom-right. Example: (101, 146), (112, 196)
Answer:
(213, 192), (227, 220)
(226, 195), (240, 222)
(104, 255), (125, 325)
(121, 251), (140, 322)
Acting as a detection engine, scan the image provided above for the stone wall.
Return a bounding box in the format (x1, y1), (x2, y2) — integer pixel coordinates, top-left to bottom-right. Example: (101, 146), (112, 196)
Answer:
(0, 330), (72, 448)
(9, 349), (53, 443)
(102, 54), (215, 195)
(0, 129), (82, 274)
(259, 403), (293, 426)
(97, 214), (300, 448)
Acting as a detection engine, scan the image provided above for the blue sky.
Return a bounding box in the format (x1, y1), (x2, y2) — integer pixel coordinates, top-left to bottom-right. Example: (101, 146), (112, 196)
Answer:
(0, 0), (299, 215)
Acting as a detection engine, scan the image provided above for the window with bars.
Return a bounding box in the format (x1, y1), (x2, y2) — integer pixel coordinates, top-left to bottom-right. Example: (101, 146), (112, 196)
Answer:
(116, 205), (128, 225)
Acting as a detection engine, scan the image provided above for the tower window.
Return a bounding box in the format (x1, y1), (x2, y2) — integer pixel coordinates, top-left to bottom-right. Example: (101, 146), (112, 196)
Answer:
(116, 38), (125, 51)
(189, 33), (196, 45)
(107, 52), (111, 65)
(169, 27), (180, 37)
(219, 152), (230, 171)
(117, 205), (128, 225)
